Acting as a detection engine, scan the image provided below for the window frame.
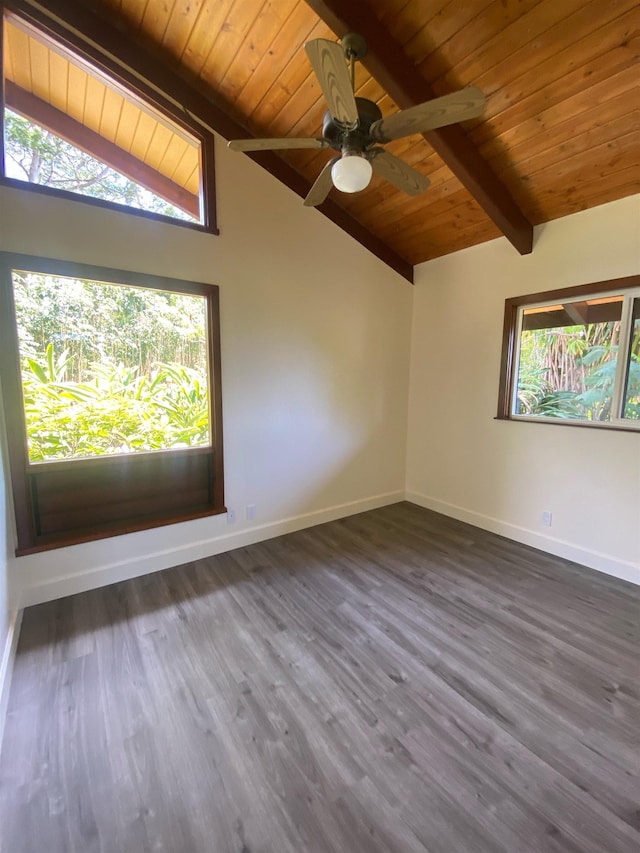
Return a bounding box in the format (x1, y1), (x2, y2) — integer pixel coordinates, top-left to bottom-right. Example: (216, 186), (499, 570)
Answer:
(0, 252), (225, 555)
(0, 1), (218, 234)
(497, 275), (640, 432)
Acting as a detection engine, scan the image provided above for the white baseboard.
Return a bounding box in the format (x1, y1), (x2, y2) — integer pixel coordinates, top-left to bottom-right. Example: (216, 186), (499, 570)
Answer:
(405, 491), (640, 586)
(20, 490), (405, 607)
(0, 608), (23, 756)
(18, 486), (637, 608)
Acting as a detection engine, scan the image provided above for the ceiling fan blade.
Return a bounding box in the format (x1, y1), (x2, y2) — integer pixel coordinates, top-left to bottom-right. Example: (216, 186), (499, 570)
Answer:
(304, 158), (339, 207)
(370, 150), (430, 196)
(370, 87), (486, 142)
(228, 137), (329, 152)
(305, 39), (358, 127)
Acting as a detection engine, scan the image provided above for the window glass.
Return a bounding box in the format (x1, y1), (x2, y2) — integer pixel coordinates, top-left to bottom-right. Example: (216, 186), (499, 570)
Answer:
(3, 13), (203, 224)
(1, 252), (224, 554)
(622, 298), (640, 420)
(498, 277), (639, 430)
(12, 269), (210, 463)
(515, 297), (623, 422)
(4, 108), (198, 222)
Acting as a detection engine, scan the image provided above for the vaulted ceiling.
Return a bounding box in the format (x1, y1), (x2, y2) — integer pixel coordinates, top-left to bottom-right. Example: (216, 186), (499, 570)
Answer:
(5, 0), (638, 280)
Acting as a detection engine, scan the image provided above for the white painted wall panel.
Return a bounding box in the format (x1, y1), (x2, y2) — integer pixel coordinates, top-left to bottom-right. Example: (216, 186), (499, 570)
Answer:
(407, 195), (640, 583)
(0, 137), (413, 605)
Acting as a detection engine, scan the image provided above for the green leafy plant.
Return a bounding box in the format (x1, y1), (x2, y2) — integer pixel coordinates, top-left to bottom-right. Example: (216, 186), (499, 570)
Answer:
(21, 344), (210, 462)
(517, 321), (621, 421)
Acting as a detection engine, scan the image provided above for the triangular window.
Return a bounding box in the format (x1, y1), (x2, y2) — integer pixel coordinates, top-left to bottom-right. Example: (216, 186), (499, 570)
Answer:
(2, 11), (215, 230)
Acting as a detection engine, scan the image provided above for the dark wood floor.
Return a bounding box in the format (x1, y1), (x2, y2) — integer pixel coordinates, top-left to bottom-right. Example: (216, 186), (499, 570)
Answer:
(1, 502), (638, 853)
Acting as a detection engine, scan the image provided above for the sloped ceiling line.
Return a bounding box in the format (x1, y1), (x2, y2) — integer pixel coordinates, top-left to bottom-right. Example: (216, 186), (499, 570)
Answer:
(2, 0), (414, 282)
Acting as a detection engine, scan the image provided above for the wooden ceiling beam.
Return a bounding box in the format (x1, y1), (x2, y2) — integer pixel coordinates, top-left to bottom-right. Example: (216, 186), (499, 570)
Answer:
(4, 81), (201, 217)
(303, 0), (534, 255)
(2, 0), (413, 282)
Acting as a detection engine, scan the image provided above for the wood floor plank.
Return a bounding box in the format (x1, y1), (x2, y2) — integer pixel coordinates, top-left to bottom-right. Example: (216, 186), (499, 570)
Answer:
(1, 502), (638, 852)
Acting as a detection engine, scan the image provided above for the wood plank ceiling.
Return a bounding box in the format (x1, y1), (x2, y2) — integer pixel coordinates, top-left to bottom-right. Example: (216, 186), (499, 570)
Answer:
(7, 0), (639, 272)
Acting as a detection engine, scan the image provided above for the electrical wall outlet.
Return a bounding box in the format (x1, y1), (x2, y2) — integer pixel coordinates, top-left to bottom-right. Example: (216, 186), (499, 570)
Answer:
(542, 511), (552, 527)
(246, 504), (256, 521)
(227, 508), (236, 524)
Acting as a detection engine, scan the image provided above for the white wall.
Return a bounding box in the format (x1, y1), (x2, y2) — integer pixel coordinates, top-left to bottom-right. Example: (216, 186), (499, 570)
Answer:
(407, 195), (640, 583)
(0, 137), (413, 606)
(1, 149), (637, 616)
(0, 384), (11, 655)
(0, 378), (20, 743)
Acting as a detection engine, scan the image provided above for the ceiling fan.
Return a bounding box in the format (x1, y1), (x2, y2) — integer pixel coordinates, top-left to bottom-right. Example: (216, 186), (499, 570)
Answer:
(228, 33), (486, 207)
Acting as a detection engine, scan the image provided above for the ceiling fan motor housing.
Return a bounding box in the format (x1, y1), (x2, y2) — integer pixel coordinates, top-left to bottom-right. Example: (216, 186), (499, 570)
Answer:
(322, 97), (383, 152)
(229, 36), (487, 207)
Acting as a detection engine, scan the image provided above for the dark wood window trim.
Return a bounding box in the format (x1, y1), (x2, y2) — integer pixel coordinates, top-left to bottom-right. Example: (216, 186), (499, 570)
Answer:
(496, 275), (640, 433)
(0, 252), (225, 555)
(0, 2), (219, 235)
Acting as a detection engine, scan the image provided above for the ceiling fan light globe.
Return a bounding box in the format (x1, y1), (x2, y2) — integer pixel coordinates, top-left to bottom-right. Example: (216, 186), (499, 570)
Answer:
(331, 155), (372, 193)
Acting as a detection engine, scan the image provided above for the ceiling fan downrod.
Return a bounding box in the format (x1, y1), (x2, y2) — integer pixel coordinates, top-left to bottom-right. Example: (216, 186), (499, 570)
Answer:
(341, 32), (367, 95)
(227, 32), (485, 207)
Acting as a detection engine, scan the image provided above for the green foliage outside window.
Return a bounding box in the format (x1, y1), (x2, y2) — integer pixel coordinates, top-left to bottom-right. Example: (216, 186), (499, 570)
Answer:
(4, 110), (195, 221)
(516, 321), (640, 421)
(13, 272), (210, 462)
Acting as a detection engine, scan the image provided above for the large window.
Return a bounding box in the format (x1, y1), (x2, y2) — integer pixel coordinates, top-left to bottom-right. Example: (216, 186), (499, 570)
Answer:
(497, 276), (640, 430)
(0, 253), (224, 554)
(1, 5), (217, 231)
